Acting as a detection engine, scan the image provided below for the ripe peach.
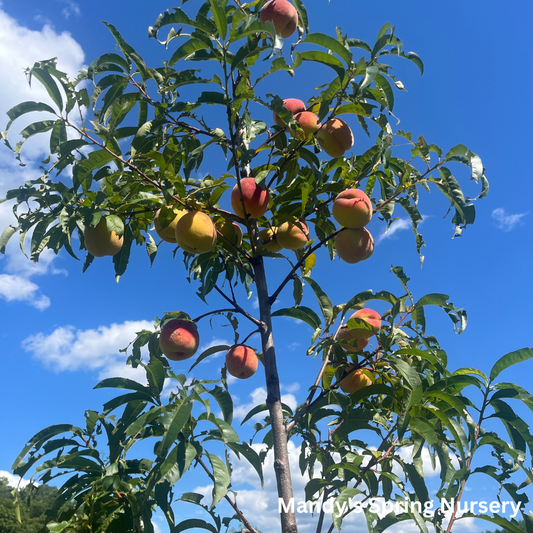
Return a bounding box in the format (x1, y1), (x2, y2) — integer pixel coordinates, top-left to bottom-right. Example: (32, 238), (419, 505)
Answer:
(159, 319), (200, 361)
(339, 366), (373, 394)
(231, 178), (270, 219)
(226, 345), (258, 379)
(260, 0), (299, 39)
(332, 189), (372, 229)
(273, 98), (306, 128)
(154, 207), (187, 243)
(259, 227), (283, 253)
(317, 118), (354, 158)
(84, 217), (123, 257)
(348, 308), (381, 339)
(335, 227), (374, 264)
(276, 220), (309, 250)
(175, 211), (217, 254)
(289, 111), (320, 140)
(217, 220), (243, 247)
(337, 326), (369, 352)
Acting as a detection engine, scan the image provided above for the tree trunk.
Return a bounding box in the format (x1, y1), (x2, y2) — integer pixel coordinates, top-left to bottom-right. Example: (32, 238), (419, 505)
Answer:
(251, 253), (298, 533)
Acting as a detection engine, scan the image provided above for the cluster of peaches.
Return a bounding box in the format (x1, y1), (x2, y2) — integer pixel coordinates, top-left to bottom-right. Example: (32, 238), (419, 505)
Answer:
(331, 308), (381, 394)
(156, 307), (381, 391)
(83, 174), (375, 265)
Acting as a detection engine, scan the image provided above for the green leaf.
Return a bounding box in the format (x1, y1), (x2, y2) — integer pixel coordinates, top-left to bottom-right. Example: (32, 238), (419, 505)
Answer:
(208, 386), (234, 425)
(170, 38), (211, 66)
(299, 50), (345, 80)
(292, 0), (309, 34)
(159, 401), (193, 459)
(241, 403), (268, 425)
(30, 67), (63, 110)
(400, 51), (424, 76)
(272, 306), (322, 330)
(206, 452), (230, 508)
(73, 150), (116, 192)
(189, 344), (229, 372)
(459, 513), (525, 533)
(94, 377), (150, 393)
(0, 225), (18, 254)
(306, 278), (334, 328)
(303, 33), (352, 65)
(173, 519), (218, 533)
(346, 38), (372, 54)
(228, 442), (264, 487)
(490, 348), (533, 383)
(208, 0), (227, 40)
(333, 488), (361, 530)
(5, 101), (56, 132)
(390, 359), (421, 390)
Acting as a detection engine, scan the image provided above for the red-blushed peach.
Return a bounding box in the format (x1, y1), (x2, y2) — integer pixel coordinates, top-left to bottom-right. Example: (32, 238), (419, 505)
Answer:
(260, 0), (299, 39)
(226, 345), (259, 379)
(339, 365), (373, 394)
(259, 227), (283, 253)
(332, 189), (373, 229)
(159, 319), (200, 361)
(231, 178), (270, 219)
(217, 220), (243, 247)
(335, 227), (374, 264)
(317, 118), (354, 158)
(276, 220), (309, 250)
(273, 98), (306, 128)
(84, 217), (123, 257)
(154, 207), (187, 243)
(337, 326), (370, 352)
(348, 308), (382, 339)
(175, 211), (217, 254)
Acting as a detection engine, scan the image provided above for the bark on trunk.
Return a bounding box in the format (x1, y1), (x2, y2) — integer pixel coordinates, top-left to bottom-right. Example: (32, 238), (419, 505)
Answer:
(251, 253), (298, 533)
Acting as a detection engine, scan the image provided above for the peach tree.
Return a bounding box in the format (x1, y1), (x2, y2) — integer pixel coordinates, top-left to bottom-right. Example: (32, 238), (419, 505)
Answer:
(2, 1), (533, 533)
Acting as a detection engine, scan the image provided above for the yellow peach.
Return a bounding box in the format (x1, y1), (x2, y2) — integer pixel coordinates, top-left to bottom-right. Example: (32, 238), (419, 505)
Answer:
(154, 207), (187, 243)
(84, 217), (123, 257)
(175, 211), (217, 254)
(317, 118), (354, 158)
(276, 220), (309, 250)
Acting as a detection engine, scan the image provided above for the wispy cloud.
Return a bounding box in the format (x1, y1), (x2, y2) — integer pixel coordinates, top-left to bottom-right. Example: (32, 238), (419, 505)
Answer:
(491, 208), (528, 232)
(57, 0), (81, 19)
(376, 218), (411, 244)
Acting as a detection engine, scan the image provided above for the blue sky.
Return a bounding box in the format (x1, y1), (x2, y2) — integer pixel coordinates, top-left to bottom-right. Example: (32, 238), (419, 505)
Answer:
(0, 1), (532, 532)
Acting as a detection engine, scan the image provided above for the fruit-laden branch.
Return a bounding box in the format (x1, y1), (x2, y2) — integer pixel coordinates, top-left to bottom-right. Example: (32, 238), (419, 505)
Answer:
(252, 249), (298, 533)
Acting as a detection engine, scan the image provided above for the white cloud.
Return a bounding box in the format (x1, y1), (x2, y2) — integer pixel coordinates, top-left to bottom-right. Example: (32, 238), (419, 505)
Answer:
(491, 208), (528, 232)
(0, 470), (33, 489)
(376, 218), (411, 244)
(0, 274), (50, 309)
(0, 8), (85, 309)
(22, 320), (153, 379)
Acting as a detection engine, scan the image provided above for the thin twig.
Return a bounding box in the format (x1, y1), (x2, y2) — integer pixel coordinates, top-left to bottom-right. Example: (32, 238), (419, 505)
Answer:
(214, 285), (262, 327)
(197, 456), (260, 533)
